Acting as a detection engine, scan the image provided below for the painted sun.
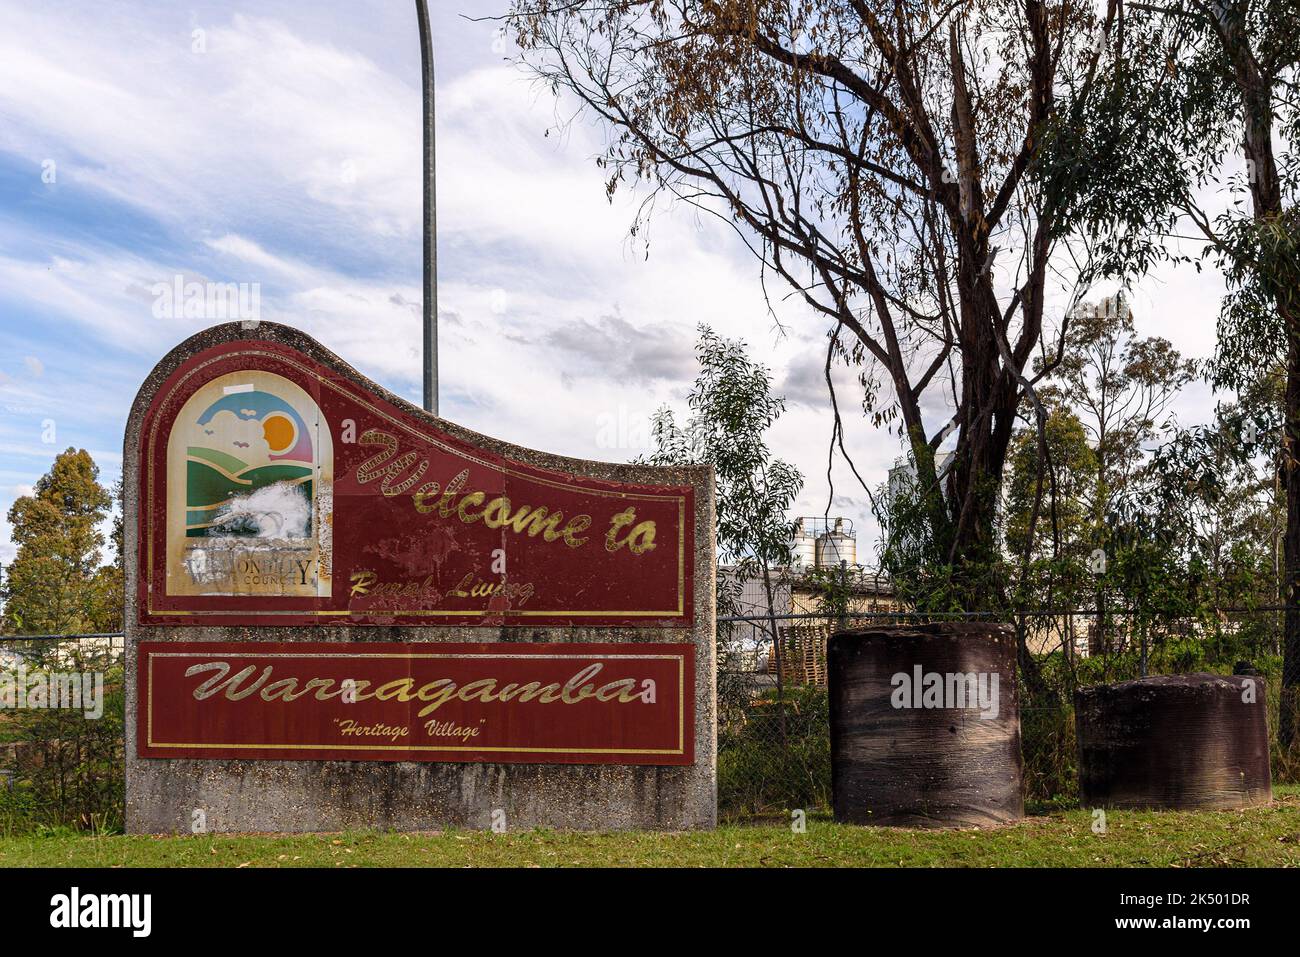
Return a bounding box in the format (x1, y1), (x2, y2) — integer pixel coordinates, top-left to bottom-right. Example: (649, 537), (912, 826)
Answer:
(262, 412), (298, 454)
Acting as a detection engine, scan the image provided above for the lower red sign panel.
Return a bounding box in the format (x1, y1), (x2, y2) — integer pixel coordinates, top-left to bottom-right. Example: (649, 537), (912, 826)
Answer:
(138, 641), (694, 765)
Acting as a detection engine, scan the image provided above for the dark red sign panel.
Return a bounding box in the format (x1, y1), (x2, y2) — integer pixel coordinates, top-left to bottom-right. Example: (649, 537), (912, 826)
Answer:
(136, 339), (693, 626)
(138, 641), (694, 765)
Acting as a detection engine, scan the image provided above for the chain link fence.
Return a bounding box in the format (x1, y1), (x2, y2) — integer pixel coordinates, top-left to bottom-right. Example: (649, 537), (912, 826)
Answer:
(0, 635), (126, 833)
(2, 618), (1294, 827)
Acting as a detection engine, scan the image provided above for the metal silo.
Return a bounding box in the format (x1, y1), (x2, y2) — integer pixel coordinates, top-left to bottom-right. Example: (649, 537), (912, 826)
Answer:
(815, 518), (857, 567)
(791, 518), (818, 568)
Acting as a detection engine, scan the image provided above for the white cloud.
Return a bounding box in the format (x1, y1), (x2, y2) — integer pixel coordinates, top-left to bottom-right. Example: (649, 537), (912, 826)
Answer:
(0, 1), (1240, 575)
(0, 11), (422, 249)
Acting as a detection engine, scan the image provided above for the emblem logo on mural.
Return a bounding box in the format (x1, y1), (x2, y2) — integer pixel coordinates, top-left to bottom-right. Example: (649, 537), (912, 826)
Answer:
(164, 370), (333, 599)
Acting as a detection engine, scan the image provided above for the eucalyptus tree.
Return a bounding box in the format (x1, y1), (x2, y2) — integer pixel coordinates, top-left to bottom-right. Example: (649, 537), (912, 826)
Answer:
(1004, 404), (1098, 614)
(1, 450), (123, 830)
(642, 325), (803, 606)
(1029, 294), (1196, 652)
(1145, 395), (1282, 613)
(1040, 0), (1300, 739)
(1048, 294), (1197, 515)
(640, 325), (803, 720)
(509, 0), (1117, 608)
(2, 449), (113, 637)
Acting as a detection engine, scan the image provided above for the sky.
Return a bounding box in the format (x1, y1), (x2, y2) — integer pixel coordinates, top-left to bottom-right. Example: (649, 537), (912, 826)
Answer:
(0, 1), (1231, 573)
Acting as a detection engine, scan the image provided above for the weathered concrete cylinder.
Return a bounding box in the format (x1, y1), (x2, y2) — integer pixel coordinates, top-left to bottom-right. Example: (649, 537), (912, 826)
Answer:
(1075, 673), (1272, 810)
(828, 623), (1023, 827)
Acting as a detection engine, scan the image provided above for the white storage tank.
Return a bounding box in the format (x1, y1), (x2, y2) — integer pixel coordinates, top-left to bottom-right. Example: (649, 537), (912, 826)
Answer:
(791, 518), (817, 568)
(815, 518), (857, 567)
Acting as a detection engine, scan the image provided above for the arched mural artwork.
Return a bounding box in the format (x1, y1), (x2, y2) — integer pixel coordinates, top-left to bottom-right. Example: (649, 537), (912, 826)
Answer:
(125, 323), (715, 833)
(164, 369), (333, 600)
(137, 333), (691, 626)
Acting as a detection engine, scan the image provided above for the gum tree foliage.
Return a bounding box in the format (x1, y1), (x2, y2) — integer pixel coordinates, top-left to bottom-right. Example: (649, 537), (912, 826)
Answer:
(1044, 295), (1196, 519)
(0, 449), (123, 831)
(640, 326), (803, 718)
(1140, 391), (1283, 614)
(1028, 294), (1196, 654)
(1000, 404), (1102, 697)
(2, 449), (115, 636)
(509, 0), (1117, 608)
(1039, 0), (1300, 738)
(1005, 337), (1275, 676)
(1000, 296), (1194, 610)
(642, 325), (803, 592)
(1060, 394), (1283, 682)
(1004, 404), (1098, 614)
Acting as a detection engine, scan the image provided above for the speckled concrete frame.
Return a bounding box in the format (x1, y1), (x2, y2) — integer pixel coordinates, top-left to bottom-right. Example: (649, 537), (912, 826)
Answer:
(123, 321), (716, 833)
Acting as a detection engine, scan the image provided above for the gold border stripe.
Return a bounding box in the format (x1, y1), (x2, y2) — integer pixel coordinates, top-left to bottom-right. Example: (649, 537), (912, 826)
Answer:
(145, 649), (688, 757)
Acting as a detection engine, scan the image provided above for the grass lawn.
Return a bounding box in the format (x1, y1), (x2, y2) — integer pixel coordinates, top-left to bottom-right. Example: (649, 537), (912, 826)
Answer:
(3, 786), (1300, 868)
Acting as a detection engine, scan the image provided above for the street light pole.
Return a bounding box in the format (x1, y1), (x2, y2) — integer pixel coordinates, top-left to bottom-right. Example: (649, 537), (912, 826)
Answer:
(415, 0), (438, 416)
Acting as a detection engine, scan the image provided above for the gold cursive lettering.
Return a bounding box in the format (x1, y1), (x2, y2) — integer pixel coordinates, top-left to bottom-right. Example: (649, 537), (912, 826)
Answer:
(183, 661), (660, 718)
(360, 429), (662, 557)
(605, 507), (657, 554)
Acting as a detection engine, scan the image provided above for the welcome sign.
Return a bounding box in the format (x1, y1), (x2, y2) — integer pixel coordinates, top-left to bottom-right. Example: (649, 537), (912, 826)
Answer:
(124, 323), (715, 833)
(139, 641), (694, 765)
(136, 338), (693, 626)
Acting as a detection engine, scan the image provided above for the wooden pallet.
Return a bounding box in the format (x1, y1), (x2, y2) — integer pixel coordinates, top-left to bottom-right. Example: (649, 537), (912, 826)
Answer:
(766, 616), (919, 686)
(767, 623), (831, 687)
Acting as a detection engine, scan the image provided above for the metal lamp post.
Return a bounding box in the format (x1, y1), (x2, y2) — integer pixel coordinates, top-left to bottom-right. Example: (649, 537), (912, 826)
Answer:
(415, 0), (438, 416)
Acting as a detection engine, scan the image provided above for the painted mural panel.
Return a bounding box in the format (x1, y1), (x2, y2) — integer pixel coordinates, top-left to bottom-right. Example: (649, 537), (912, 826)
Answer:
(164, 369), (332, 599)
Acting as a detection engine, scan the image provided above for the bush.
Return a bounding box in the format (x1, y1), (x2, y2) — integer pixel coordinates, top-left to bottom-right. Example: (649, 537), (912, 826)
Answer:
(0, 649), (124, 834)
(718, 685), (830, 818)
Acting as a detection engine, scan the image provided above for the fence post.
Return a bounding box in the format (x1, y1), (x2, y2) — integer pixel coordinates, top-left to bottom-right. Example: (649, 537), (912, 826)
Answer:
(838, 560), (849, 633)
(759, 562), (788, 747)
